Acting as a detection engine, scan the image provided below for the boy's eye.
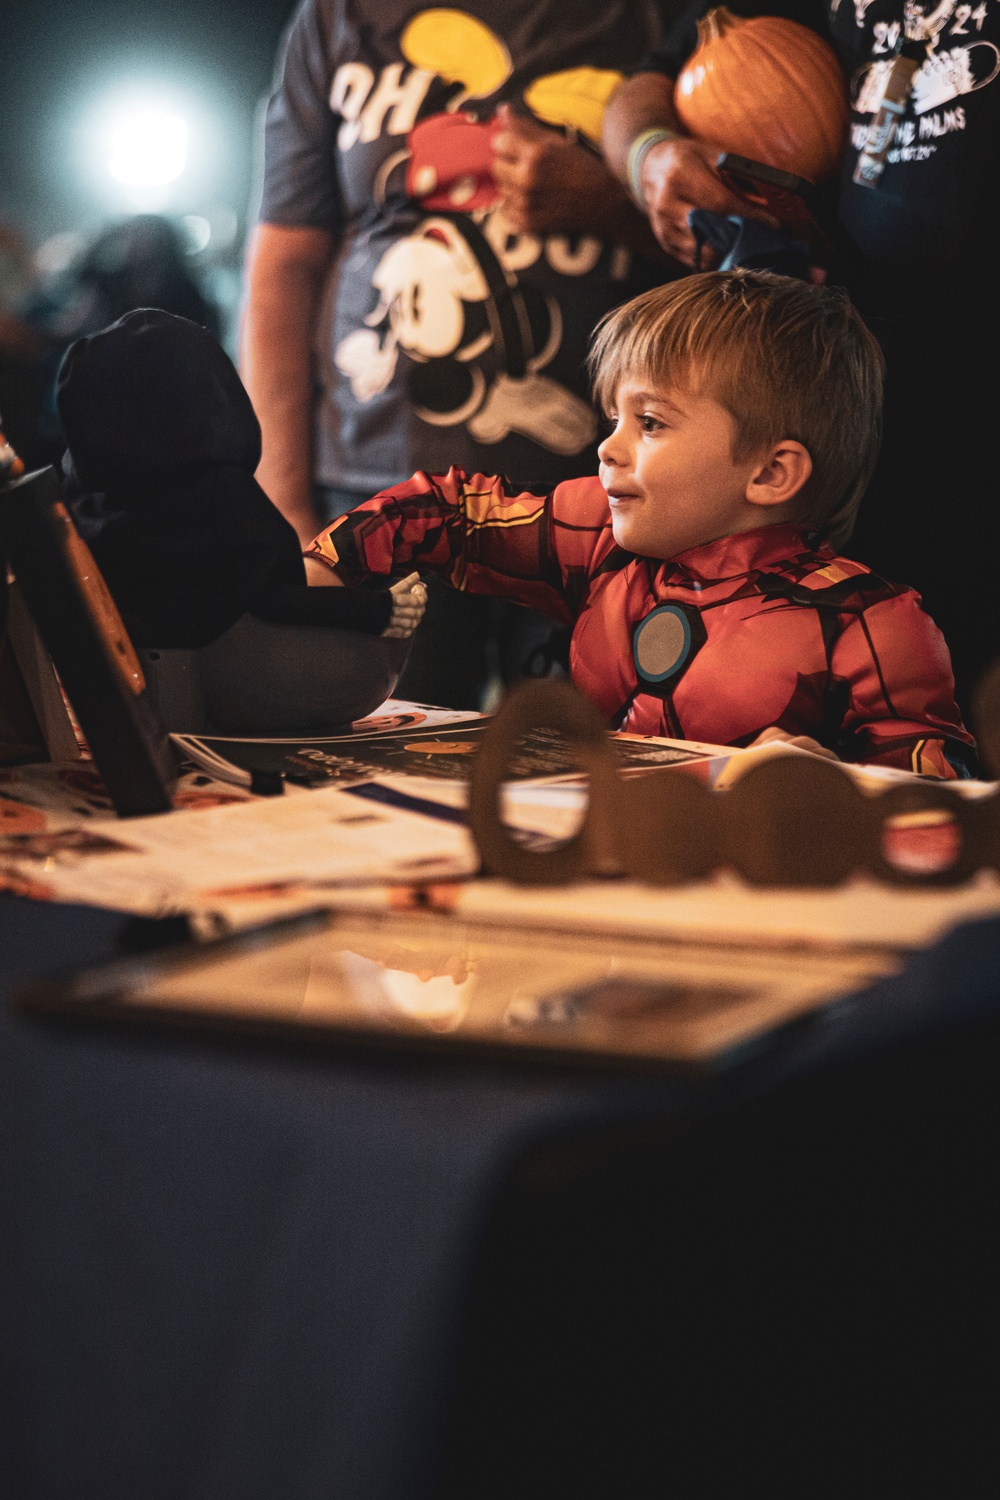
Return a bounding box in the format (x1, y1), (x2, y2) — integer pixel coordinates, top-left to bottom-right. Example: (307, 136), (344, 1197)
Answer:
(640, 412), (664, 434)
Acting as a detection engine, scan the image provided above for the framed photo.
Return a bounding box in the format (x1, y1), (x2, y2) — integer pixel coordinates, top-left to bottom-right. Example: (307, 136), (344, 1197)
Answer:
(1, 465), (177, 816)
(13, 903), (891, 1072)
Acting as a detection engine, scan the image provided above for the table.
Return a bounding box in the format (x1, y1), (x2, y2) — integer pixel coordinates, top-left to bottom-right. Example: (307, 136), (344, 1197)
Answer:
(3, 893), (1000, 1496)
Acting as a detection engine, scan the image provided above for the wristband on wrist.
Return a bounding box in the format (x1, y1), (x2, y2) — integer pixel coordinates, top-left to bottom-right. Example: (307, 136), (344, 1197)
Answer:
(626, 126), (679, 209)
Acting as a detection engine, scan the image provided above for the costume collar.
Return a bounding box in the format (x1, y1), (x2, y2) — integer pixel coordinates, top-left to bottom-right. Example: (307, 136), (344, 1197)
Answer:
(666, 523), (820, 581)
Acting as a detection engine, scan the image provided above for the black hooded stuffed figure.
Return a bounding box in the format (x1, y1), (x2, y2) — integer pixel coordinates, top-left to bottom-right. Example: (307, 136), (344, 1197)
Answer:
(56, 309), (395, 647)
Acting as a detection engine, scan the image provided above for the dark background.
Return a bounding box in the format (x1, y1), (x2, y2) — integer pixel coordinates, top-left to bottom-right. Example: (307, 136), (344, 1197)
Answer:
(2, 0), (299, 242)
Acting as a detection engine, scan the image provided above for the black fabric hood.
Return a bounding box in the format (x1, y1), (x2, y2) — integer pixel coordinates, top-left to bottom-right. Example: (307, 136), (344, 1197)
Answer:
(56, 308), (261, 494)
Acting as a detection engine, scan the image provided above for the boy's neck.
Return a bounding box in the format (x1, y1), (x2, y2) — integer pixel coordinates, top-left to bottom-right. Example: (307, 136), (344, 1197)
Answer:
(652, 519), (816, 573)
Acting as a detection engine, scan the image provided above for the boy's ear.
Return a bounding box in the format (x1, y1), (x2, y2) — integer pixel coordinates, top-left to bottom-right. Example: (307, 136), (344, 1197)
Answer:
(745, 440), (813, 510)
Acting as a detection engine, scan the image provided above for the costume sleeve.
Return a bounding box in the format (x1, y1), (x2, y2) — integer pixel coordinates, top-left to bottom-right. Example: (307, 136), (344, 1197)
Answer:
(639, 0), (831, 78)
(258, 0), (344, 232)
(831, 590), (976, 778)
(304, 468), (612, 624)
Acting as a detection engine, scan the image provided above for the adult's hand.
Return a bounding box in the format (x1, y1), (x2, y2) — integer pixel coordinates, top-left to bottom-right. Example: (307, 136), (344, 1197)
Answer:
(491, 104), (636, 238)
(638, 135), (757, 267)
(602, 73), (769, 268)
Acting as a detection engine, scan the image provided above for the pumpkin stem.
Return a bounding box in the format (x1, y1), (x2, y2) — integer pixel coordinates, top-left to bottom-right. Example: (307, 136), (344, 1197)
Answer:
(695, 6), (743, 47)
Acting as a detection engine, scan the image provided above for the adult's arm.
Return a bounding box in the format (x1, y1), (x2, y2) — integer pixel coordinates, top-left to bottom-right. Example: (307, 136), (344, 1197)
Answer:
(241, 223), (334, 545)
(601, 72), (751, 266)
(242, 0), (342, 542)
(602, 0), (830, 266)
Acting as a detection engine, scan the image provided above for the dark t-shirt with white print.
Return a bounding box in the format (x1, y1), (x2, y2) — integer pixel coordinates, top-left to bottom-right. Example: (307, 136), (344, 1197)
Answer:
(259, 0), (675, 494)
(645, 0), (1000, 305)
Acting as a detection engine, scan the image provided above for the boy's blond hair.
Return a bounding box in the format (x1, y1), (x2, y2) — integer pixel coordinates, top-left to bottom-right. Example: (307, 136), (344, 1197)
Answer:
(589, 269), (885, 548)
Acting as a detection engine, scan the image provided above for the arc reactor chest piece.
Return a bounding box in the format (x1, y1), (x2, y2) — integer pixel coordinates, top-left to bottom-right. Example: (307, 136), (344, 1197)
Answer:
(632, 603), (706, 697)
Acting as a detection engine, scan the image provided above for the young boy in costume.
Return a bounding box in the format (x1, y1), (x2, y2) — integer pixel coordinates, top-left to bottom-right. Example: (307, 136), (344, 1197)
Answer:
(304, 270), (973, 776)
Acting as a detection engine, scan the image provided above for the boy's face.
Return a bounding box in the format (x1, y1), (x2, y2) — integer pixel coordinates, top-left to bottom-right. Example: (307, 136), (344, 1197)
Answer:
(598, 381), (767, 560)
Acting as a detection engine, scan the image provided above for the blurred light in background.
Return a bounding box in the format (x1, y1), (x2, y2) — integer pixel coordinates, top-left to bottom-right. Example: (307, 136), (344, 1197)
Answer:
(33, 230), (88, 281)
(180, 214), (212, 254)
(108, 109), (188, 188)
(76, 79), (226, 214)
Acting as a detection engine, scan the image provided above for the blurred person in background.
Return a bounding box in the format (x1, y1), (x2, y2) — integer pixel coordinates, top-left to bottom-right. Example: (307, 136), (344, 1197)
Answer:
(242, 1), (681, 709)
(16, 214), (221, 468)
(55, 215), (219, 339)
(0, 222), (48, 470)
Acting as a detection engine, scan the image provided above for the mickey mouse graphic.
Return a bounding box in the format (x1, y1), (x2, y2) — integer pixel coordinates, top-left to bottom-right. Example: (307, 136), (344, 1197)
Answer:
(333, 9), (627, 457)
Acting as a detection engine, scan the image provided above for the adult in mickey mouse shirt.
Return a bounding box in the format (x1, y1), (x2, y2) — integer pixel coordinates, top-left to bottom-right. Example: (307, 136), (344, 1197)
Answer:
(602, 0), (1000, 712)
(241, 1), (676, 708)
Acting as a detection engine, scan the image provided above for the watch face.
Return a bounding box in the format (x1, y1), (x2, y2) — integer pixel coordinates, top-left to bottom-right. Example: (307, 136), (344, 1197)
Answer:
(632, 603), (705, 695)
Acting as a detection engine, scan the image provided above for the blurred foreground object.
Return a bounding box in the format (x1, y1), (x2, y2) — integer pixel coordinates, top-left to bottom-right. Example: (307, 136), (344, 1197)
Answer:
(53, 309), (411, 733)
(57, 309), (398, 649)
(1, 465), (177, 816)
(469, 679), (999, 888)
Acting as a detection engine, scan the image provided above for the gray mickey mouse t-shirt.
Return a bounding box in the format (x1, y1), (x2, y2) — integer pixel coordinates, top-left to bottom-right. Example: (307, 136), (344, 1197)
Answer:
(259, 0), (673, 494)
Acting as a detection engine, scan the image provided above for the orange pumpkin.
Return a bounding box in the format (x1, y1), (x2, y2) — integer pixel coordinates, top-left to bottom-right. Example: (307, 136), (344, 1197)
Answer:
(674, 7), (848, 184)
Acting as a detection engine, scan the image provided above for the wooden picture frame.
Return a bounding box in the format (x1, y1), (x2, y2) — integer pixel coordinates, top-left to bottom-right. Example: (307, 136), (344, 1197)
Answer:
(3, 577), (86, 762)
(1, 465), (177, 816)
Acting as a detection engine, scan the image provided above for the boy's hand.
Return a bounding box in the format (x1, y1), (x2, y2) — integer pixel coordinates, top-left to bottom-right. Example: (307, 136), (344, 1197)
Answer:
(383, 572), (428, 639)
(750, 727), (840, 762)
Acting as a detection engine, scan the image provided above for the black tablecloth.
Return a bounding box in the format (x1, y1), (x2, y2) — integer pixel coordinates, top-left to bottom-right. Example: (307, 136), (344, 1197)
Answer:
(3, 895), (1000, 1498)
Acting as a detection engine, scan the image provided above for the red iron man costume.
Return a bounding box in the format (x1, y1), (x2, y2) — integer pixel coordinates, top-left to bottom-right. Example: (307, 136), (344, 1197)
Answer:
(306, 470), (974, 777)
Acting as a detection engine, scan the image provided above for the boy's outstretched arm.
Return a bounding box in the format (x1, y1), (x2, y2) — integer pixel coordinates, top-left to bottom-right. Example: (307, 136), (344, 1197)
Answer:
(303, 468), (610, 624)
